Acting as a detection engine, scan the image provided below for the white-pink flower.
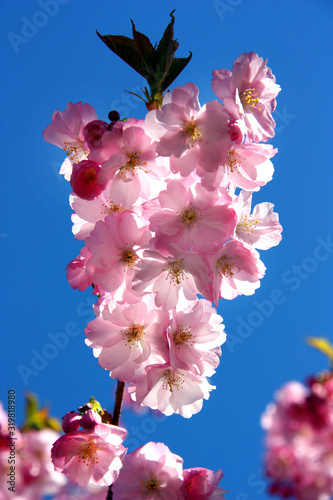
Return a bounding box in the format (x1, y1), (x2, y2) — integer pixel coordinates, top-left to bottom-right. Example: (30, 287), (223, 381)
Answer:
(212, 52), (281, 142)
(167, 299), (225, 377)
(181, 467), (227, 499)
(203, 240), (266, 303)
(146, 83), (232, 176)
(84, 211), (151, 294)
(129, 364), (215, 418)
(112, 441), (183, 499)
(233, 190), (283, 249)
(85, 296), (169, 383)
(133, 245), (210, 310)
(96, 123), (160, 206)
(147, 180), (237, 252)
(51, 423), (127, 487)
(43, 101), (97, 179)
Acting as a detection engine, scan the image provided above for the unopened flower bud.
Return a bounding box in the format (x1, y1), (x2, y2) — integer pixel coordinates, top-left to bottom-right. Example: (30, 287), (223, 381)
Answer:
(70, 160), (103, 200)
(62, 411), (81, 433)
(81, 409), (102, 429)
(83, 120), (109, 150)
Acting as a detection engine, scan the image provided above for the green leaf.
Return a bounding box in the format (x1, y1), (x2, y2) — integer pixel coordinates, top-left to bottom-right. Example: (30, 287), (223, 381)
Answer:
(96, 31), (147, 77)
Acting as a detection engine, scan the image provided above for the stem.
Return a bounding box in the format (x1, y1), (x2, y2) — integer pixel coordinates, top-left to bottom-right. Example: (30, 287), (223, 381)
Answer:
(106, 379), (125, 499)
(112, 380), (125, 426)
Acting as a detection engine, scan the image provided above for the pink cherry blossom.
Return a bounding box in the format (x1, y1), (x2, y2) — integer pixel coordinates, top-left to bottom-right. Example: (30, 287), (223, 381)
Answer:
(43, 101), (97, 180)
(96, 123), (160, 206)
(181, 467), (228, 499)
(84, 212), (151, 294)
(203, 240), (266, 303)
(146, 83), (232, 176)
(147, 180), (237, 252)
(129, 363), (215, 418)
(202, 142), (277, 191)
(112, 441), (183, 499)
(51, 423), (127, 487)
(133, 245), (210, 310)
(212, 52), (281, 142)
(233, 190), (283, 249)
(167, 299), (225, 376)
(70, 184), (133, 241)
(85, 297), (169, 383)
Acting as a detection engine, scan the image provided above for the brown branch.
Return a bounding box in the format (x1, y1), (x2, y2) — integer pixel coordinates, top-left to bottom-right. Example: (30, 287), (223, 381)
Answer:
(106, 379), (126, 499)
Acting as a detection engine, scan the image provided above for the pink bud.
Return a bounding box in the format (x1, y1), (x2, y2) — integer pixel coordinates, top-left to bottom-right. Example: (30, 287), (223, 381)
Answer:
(62, 411), (81, 433)
(81, 409), (102, 429)
(83, 120), (109, 150)
(70, 160), (103, 200)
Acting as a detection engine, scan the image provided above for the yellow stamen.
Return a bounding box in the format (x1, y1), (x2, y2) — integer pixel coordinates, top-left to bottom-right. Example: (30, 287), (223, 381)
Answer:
(139, 474), (162, 495)
(165, 259), (186, 285)
(123, 324), (144, 346)
(240, 88), (261, 112)
(101, 200), (124, 215)
(236, 214), (259, 235)
(120, 151), (147, 175)
(77, 439), (98, 466)
(120, 247), (138, 268)
(173, 327), (194, 346)
(63, 141), (88, 163)
(179, 205), (201, 227)
(216, 257), (234, 277)
(161, 369), (184, 392)
(180, 120), (202, 146)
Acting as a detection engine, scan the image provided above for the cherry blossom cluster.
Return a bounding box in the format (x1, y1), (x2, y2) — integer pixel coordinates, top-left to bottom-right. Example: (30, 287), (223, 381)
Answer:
(52, 405), (227, 499)
(43, 51), (282, 419)
(0, 402), (66, 500)
(261, 372), (333, 499)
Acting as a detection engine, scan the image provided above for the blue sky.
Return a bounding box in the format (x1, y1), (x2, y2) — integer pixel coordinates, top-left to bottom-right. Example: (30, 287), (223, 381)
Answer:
(1, 0), (333, 498)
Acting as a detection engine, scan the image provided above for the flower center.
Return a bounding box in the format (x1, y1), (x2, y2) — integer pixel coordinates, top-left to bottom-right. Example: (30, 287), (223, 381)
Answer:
(162, 369), (184, 392)
(101, 199), (124, 215)
(236, 214), (259, 235)
(82, 168), (98, 185)
(226, 150), (244, 173)
(120, 151), (147, 175)
(173, 327), (194, 346)
(179, 205), (201, 227)
(180, 120), (202, 145)
(240, 88), (261, 112)
(123, 324), (144, 345)
(120, 246), (138, 268)
(165, 259), (186, 285)
(216, 257), (234, 277)
(63, 141), (88, 163)
(77, 439), (98, 465)
(140, 474), (162, 495)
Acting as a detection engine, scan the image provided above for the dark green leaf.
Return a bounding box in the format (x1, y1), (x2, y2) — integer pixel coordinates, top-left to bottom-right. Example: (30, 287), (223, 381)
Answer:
(96, 31), (147, 77)
(131, 20), (155, 68)
(160, 52), (193, 93)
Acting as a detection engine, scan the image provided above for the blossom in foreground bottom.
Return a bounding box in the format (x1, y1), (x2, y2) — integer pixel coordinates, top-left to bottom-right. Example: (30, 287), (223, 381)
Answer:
(261, 373), (333, 499)
(112, 441), (184, 499)
(51, 422), (127, 487)
(181, 467), (228, 499)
